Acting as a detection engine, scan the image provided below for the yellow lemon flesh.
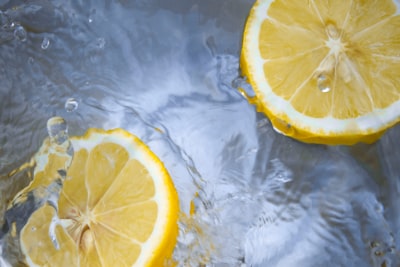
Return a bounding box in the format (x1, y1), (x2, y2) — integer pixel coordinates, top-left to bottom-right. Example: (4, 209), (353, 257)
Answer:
(241, 0), (400, 145)
(19, 128), (179, 267)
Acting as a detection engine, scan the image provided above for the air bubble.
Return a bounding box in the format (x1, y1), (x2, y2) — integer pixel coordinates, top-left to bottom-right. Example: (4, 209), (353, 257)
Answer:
(65, 98), (78, 112)
(13, 25), (27, 42)
(41, 37), (50, 50)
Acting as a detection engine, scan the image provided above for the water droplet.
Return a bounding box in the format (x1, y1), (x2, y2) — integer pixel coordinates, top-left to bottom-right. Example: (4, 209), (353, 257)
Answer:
(88, 17), (93, 23)
(317, 74), (331, 93)
(41, 37), (50, 50)
(65, 98), (78, 112)
(13, 25), (27, 42)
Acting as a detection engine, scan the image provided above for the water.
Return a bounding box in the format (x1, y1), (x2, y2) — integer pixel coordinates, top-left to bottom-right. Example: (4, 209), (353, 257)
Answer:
(0, 0), (399, 266)
(317, 74), (331, 93)
(64, 98), (78, 112)
(41, 36), (50, 50)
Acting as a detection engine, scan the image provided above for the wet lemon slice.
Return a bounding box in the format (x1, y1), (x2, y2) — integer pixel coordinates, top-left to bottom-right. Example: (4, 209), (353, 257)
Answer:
(20, 128), (179, 267)
(241, 0), (400, 145)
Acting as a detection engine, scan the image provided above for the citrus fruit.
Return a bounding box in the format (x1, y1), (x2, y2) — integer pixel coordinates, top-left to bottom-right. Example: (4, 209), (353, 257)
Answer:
(19, 128), (179, 267)
(241, 0), (400, 145)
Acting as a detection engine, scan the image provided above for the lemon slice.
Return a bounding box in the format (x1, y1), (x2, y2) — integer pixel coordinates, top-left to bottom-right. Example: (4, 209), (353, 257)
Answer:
(241, 0), (400, 145)
(19, 128), (179, 267)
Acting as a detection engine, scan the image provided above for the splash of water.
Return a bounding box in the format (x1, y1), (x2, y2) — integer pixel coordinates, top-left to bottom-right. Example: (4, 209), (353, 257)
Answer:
(0, 117), (73, 262)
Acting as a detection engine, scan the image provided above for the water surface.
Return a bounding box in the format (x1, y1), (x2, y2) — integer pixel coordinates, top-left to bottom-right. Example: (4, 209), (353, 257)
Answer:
(0, 0), (399, 266)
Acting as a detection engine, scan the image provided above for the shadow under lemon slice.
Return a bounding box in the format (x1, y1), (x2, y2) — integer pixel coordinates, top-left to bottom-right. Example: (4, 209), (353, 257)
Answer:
(19, 128), (179, 267)
(241, 0), (400, 145)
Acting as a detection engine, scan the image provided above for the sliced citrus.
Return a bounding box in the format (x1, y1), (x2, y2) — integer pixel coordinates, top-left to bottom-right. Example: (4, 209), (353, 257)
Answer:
(241, 0), (400, 145)
(20, 128), (179, 267)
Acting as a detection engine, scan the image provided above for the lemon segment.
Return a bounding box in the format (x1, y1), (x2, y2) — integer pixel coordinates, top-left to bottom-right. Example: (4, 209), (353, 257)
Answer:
(20, 128), (179, 267)
(241, 0), (400, 145)
(20, 205), (79, 267)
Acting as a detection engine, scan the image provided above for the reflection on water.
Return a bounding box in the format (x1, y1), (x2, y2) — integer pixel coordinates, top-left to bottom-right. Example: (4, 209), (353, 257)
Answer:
(0, 0), (399, 266)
